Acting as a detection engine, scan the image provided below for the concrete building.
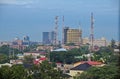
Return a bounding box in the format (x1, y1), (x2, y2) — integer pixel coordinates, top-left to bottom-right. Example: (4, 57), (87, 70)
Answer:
(82, 37), (107, 47)
(70, 61), (104, 77)
(63, 27), (82, 45)
(42, 31), (55, 45)
(23, 36), (30, 42)
(23, 36), (30, 46)
(11, 38), (27, 51)
(24, 51), (46, 58)
(0, 41), (10, 47)
(36, 45), (54, 51)
(70, 63), (91, 77)
(0, 63), (12, 68)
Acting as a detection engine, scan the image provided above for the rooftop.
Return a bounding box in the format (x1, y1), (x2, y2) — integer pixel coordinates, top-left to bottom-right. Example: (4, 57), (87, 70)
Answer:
(71, 63), (91, 70)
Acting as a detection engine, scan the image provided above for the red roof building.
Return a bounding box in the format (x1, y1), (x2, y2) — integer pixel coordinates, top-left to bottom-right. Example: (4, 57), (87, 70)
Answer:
(81, 61), (103, 66)
(33, 57), (47, 64)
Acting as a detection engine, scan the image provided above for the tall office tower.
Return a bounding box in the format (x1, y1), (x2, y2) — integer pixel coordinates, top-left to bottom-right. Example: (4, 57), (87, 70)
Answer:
(23, 36), (30, 42)
(50, 31), (55, 45)
(42, 31), (55, 45)
(63, 27), (82, 45)
(63, 27), (69, 44)
(43, 32), (51, 45)
(23, 36), (30, 46)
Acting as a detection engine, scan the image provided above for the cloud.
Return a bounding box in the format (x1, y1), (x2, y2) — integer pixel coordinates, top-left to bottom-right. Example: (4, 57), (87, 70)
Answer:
(0, 0), (34, 5)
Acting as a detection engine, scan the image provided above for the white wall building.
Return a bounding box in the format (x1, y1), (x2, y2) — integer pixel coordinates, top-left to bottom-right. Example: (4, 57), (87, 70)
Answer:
(82, 37), (107, 47)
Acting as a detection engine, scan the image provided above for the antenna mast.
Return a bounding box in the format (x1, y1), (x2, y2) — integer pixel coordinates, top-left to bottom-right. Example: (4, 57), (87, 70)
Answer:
(79, 22), (82, 46)
(89, 12), (94, 61)
(54, 16), (58, 47)
(91, 12), (94, 51)
(62, 16), (64, 44)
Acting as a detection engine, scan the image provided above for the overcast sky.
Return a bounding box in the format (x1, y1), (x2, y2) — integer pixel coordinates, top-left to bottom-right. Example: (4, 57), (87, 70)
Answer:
(0, 0), (119, 41)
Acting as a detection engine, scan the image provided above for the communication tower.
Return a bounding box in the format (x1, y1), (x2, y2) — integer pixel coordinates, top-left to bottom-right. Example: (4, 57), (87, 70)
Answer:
(54, 16), (58, 47)
(88, 12), (94, 61)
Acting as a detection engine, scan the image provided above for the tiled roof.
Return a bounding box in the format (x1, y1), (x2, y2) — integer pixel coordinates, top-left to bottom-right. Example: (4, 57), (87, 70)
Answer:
(39, 57), (47, 61)
(71, 63), (91, 70)
(81, 61), (102, 65)
(33, 57), (47, 64)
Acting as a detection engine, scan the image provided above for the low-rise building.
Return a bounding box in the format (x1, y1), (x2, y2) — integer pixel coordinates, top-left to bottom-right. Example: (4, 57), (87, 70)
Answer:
(0, 63), (12, 67)
(33, 57), (47, 64)
(17, 54), (24, 59)
(62, 45), (80, 50)
(70, 63), (91, 77)
(69, 61), (105, 77)
(10, 59), (23, 64)
(82, 37), (107, 47)
(36, 45), (54, 51)
(0, 41), (11, 47)
(24, 51), (46, 58)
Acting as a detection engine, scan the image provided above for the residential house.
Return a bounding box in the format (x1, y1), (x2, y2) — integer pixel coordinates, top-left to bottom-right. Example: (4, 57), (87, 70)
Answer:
(70, 63), (91, 77)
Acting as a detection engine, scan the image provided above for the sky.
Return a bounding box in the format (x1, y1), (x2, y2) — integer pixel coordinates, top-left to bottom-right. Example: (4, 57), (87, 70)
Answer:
(0, 0), (119, 42)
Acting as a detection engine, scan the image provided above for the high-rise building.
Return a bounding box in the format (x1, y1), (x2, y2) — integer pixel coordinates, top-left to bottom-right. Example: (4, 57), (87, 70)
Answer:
(50, 31), (55, 45)
(23, 36), (30, 46)
(42, 31), (55, 45)
(23, 36), (30, 42)
(63, 27), (69, 44)
(63, 27), (82, 45)
(43, 32), (50, 44)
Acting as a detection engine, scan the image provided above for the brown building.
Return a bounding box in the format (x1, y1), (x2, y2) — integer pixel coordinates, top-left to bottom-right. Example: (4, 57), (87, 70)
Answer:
(11, 39), (27, 51)
(63, 27), (82, 45)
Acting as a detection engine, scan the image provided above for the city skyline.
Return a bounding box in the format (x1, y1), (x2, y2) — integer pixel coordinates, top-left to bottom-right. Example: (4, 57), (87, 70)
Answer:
(0, 0), (119, 41)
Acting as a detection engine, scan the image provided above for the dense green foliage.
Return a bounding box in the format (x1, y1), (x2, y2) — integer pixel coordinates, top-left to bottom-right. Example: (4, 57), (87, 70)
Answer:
(50, 46), (89, 64)
(23, 55), (34, 64)
(92, 46), (119, 64)
(0, 43), (119, 79)
(0, 61), (67, 79)
(23, 45), (39, 52)
(74, 45), (120, 79)
(75, 65), (118, 79)
(0, 45), (22, 64)
(50, 46), (116, 64)
(0, 65), (32, 79)
(32, 61), (64, 79)
(0, 45), (21, 55)
(0, 54), (9, 64)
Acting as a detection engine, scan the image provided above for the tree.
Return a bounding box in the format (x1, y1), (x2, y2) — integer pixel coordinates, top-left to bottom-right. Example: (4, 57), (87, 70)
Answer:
(0, 45), (22, 62)
(50, 47), (90, 64)
(0, 45), (9, 55)
(66, 43), (75, 46)
(0, 65), (32, 79)
(0, 54), (9, 64)
(23, 45), (39, 52)
(23, 55), (34, 64)
(0, 66), (11, 79)
(32, 61), (65, 79)
(75, 65), (118, 79)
